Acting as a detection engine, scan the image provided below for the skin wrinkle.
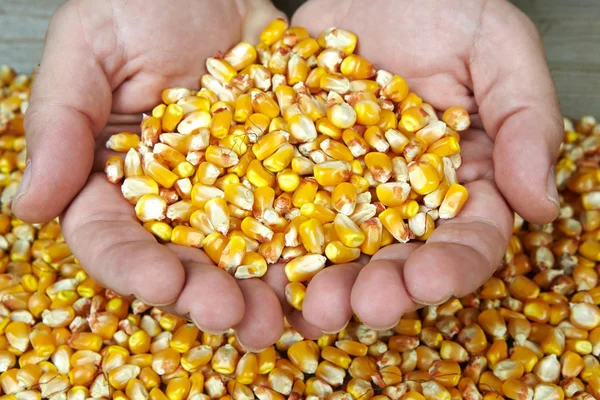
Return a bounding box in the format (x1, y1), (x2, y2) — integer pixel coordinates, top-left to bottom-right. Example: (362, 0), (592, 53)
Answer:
(430, 218), (508, 262)
(76, 0), (124, 96)
(105, 0), (130, 89)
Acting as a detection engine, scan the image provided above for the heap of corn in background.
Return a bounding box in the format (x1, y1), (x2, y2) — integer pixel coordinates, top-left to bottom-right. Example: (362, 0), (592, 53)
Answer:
(1, 28), (600, 400)
(104, 19), (469, 299)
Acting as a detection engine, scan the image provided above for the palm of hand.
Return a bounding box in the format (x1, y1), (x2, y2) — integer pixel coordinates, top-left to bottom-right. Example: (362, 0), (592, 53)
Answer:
(54, 0), (289, 349)
(22, 0), (562, 350)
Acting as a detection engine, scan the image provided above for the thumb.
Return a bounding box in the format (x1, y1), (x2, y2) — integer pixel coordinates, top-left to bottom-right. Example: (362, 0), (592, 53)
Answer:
(12, 1), (112, 223)
(470, 1), (562, 224)
(240, 0), (288, 43)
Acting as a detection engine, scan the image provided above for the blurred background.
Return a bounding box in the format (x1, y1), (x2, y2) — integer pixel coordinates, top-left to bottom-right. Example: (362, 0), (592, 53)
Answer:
(1, 0), (598, 117)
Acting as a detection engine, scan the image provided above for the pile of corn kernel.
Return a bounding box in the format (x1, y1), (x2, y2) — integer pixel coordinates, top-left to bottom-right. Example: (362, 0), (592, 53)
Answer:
(104, 19), (469, 295)
(2, 34), (600, 400)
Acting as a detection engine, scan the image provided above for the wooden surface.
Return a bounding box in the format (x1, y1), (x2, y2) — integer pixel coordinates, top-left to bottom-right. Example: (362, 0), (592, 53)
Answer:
(1, 0), (599, 117)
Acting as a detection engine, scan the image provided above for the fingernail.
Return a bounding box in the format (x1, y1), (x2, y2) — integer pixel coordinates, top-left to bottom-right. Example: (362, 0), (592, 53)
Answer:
(410, 293), (452, 307)
(321, 318), (351, 334)
(189, 315), (229, 335)
(546, 165), (560, 208)
(235, 333), (268, 353)
(12, 159), (32, 208)
(364, 319), (401, 331)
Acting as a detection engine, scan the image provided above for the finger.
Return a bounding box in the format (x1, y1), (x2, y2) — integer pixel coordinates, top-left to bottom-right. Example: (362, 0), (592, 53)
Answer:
(470, 1), (562, 223)
(240, 0), (288, 43)
(302, 263), (363, 333)
(292, 0), (478, 112)
(262, 263), (323, 339)
(12, 2), (113, 223)
(60, 173), (185, 306)
(287, 310), (323, 340)
(351, 244), (422, 329)
(163, 245), (245, 333)
(402, 179), (513, 305)
(235, 279), (284, 352)
(261, 263), (293, 315)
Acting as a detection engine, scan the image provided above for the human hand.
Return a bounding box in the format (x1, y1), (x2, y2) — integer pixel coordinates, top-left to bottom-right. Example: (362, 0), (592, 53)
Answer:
(289, 0), (562, 332)
(12, 0), (291, 350)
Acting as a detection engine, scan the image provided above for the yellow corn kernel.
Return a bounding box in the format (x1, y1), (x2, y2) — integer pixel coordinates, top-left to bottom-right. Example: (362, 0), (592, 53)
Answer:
(300, 203), (336, 224)
(313, 190), (333, 209)
(288, 53), (309, 85)
(290, 35), (318, 57)
(340, 54), (375, 80)
(210, 111), (233, 141)
(205, 146), (239, 169)
(235, 252), (268, 279)
(331, 182), (358, 216)
(206, 57), (237, 85)
(246, 159), (276, 188)
(142, 154), (178, 189)
(190, 210), (217, 236)
(381, 75), (409, 103)
(252, 130), (289, 161)
(274, 168), (299, 193)
(439, 184), (469, 219)
(285, 254), (327, 282)
(362, 127), (389, 154)
(170, 226), (205, 248)
(408, 160), (441, 195)
(66, 333), (102, 352)
(162, 104), (185, 132)
(398, 92), (423, 114)
(292, 178), (319, 207)
(106, 132), (140, 152)
(333, 213), (365, 248)
(288, 113), (318, 143)
(318, 27), (356, 55)
(218, 236), (247, 273)
(285, 282), (307, 311)
(360, 218), (383, 256)
(298, 218), (325, 254)
(264, 143), (294, 173)
(177, 96), (210, 116)
(259, 232), (285, 264)
(224, 41), (257, 71)
(379, 208), (411, 243)
(428, 136), (461, 158)
(443, 106), (471, 132)
(325, 241), (361, 264)
(161, 87), (191, 105)
(315, 117), (342, 140)
(261, 18), (288, 46)
(376, 182), (411, 207)
(240, 216), (274, 243)
(313, 161), (352, 186)
(287, 340), (320, 374)
(364, 152), (393, 183)
(354, 100), (381, 126)
(231, 94), (253, 124)
(306, 67), (327, 93)
(204, 197), (230, 236)
(250, 92), (280, 120)
(104, 156), (124, 184)
(318, 139), (352, 163)
(327, 103), (357, 129)
(130, 193), (168, 225)
(400, 106), (429, 133)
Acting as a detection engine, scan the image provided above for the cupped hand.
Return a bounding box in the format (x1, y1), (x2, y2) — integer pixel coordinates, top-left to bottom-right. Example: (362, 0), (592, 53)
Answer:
(12, 0), (292, 350)
(289, 0), (563, 332)
(13, 0), (564, 349)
